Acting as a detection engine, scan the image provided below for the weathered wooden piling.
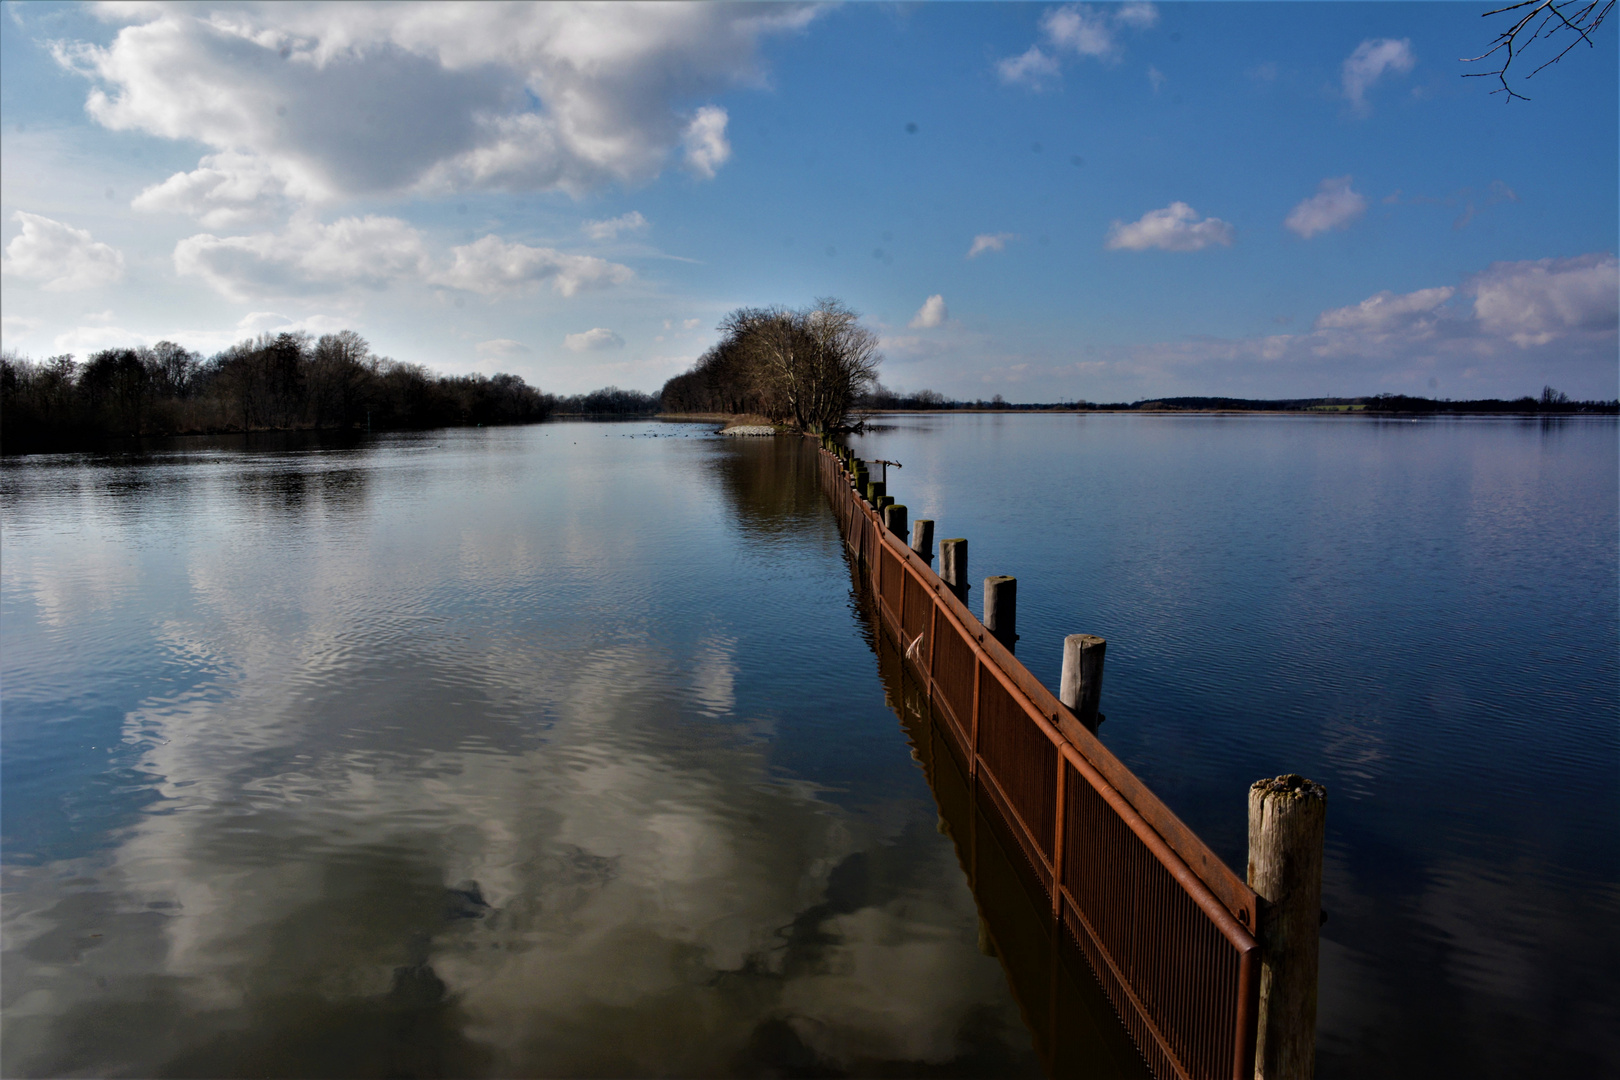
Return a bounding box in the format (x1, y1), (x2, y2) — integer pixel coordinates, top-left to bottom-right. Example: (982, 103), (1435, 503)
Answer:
(983, 576), (1017, 653)
(940, 538), (969, 602)
(1060, 634), (1107, 731)
(910, 518), (935, 566)
(883, 503), (908, 541)
(866, 480), (886, 503)
(1247, 774), (1327, 1080)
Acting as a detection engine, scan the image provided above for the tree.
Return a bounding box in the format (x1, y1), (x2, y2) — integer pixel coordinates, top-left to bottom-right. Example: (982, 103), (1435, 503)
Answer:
(1465, 0), (1614, 100)
(695, 298), (881, 432)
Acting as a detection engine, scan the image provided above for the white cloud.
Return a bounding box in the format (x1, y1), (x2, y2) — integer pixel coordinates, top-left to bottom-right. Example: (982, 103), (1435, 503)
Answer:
(966, 233), (1015, 259)
(435, 236), (634, 297)
(175, 213), (431, 300)
(1342, 38), (1415, 114)
(999, 3), (1156, 84)
(996, 46), (1060, 87)
(1470, 254), (1619, 347)
(1106, 202), (1234, 252)
(1114, 3), (1160, 30)
(54, 4), (818, 217)
(131, 150), (296, 228)
(235, 310), (348, 336)
(1147, 65), (1166, 93)
(564, 328), (626, 352)
(1042, 5), (1123, 60)
(53, 324), (146, 353)
(681, 105), (731, 179)
(909, 295), (948, 329)
(682, 318), (702, 330)
(1285, 176), (1368, 239)
(582, 211), (650, 242)
(476, 338), (532, 358)
(1314, 286), (1455, 336)
(2, 212), (126, 291)
(2, 314), (43, 340)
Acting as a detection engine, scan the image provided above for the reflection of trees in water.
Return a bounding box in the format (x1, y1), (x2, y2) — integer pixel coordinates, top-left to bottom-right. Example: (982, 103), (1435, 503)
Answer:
(710, 436), (827, 534)
(858, 561), (1152, 1080)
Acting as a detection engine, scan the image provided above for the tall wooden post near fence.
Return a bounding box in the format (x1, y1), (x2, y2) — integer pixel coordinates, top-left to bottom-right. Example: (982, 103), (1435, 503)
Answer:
(884, 504), (908, 542)
(1060, 633), (1106, 731)
(940, 539), (968, 603)
(1248, 774), (1327, 1080)
(911, 519), (934, 566)
(983, 576), (1017, 653)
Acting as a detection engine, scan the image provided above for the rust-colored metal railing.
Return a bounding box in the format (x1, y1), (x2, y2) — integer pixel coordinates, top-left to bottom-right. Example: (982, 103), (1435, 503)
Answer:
(818, 445), (1260, 1080)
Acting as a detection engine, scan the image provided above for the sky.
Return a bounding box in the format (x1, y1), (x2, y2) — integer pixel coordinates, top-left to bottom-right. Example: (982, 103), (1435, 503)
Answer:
(1, 1), (1616, 401)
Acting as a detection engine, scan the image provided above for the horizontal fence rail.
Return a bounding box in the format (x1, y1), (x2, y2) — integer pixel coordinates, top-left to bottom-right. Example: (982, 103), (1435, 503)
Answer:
(818, 444), (1260, 1080)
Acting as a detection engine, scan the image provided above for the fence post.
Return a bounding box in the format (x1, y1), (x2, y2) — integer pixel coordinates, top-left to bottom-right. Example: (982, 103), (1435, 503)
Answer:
(983, 576), (1017, 653)
(884, 503), (908, 541)
(866, 480), (886, 503)
(940, 539), (969, 603)
(1248, 774), (1327, 1080)
(1059, 634), (1106, 731)
(911, 519), (935, 566)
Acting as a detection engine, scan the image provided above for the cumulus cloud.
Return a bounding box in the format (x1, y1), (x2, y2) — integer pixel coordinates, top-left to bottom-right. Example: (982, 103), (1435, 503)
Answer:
(996, 46), (1061, 86)
(132, 150), (298, 228)
(477, 338), (531, 358)
(2, 314), (43, 340)
(999, 3), (1157, 84)
(1470, 254), (1619, 347)
(435, 236), (634, 297)
(564, 328), (626, 352)
(1342, 38), (1415, 113)
(966, 233), (1015, 259)
(582, 211), (649, 242)
(173, 214), (631, 301)
(1285, 176), (1368, 239)
(681, 106), (731, 179)
(1106, 202), (1234, 252)
(909, 295), (947, 329)
(1314, 286), (1455, 336)
(175, 213), (431, 300)
(54, 4), (817, 216)
(3, 212), (126, 290)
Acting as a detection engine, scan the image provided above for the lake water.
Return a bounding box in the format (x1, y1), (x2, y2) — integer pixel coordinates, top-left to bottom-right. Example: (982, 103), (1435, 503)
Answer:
(2, 414), (1615, 1077)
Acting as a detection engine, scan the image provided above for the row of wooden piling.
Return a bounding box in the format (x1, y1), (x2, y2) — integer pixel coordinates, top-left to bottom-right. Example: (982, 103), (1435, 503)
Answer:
(821, 435), (1326, 1080)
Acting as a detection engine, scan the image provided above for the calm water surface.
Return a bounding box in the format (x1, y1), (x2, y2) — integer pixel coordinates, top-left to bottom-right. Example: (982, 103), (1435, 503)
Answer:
(850, 413), (1619, 1077)
(2, 414), (1616, 1077)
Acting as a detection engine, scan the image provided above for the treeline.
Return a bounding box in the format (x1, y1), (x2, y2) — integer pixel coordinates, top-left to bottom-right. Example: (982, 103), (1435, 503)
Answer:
(0, 331), (560, 452)
(553, 387), (659, 415)
(848, 387), (1618, 415)
(659, 298), (879, 432)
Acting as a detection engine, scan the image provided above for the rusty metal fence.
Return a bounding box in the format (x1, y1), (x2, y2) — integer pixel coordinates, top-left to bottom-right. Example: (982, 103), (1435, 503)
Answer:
(819, 446), (1260, 1080)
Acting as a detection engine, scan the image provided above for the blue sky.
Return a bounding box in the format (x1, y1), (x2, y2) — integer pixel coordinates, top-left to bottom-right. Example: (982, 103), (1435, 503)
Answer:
(2, 1), (1615, 400)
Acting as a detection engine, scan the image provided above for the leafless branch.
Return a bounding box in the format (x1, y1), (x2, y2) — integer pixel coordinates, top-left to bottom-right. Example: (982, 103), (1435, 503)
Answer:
(1462, 0), (1613, 101)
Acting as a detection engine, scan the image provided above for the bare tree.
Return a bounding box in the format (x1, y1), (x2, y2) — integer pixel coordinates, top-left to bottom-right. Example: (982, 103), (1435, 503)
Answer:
(801, 297), (880, 433)
(1464, 0), (1614, 100)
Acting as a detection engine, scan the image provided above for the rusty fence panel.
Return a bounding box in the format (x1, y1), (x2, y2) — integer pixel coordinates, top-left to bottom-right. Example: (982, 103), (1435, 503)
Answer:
(818, 446), (1258, 1080)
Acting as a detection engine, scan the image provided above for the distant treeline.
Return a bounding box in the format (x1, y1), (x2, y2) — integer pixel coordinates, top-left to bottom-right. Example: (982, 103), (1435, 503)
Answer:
(659, 299), (879, 431)
(852, 387), (1619, 415)
(552, 386), (659, 416)
(0, 332), (672, 453)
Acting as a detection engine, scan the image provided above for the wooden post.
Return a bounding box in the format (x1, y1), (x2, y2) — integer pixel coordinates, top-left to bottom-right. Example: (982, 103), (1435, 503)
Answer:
(1248, 774), (1327, 1080)
(983, 576), (1017, 653)
(1059, 634), (1106, 731)
(884, 503), (908, 541)
(911, 519), (935, 566)
(940, 539), (969, 603)
(866, 480), (886, 503)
